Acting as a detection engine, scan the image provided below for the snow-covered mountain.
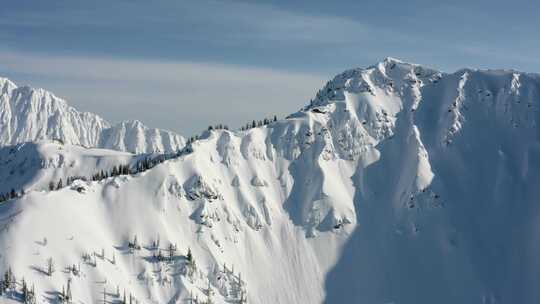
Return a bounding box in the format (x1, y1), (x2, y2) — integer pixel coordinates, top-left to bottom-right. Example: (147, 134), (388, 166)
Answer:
(0, 77), (185, 154)
(2, 58), (540, 304)
(0, 141), (136, 195)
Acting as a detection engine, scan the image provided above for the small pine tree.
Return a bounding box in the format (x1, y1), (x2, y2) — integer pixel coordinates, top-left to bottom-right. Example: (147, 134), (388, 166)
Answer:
(9, 188), (17, 199)
(168, 243), (176, 261)
(47, 257), (55, 276)
(186, 248), (193, 263)
(61, 285), (65, 301)
(2, 268), (9, 291)
(8, 269), (15, 290)
(22, 277), (28, 301)
(66, 279), (72, 303)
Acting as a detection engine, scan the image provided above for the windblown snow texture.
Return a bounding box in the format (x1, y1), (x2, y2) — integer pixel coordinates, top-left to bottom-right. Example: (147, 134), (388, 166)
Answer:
(2, 58), (540, 304)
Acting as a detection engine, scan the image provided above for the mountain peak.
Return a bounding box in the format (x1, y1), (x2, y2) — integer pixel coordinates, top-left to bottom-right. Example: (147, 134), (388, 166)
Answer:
(0, 76), (185, 153)
(3, 60), (540, 304)
(307, 57), (441, 111)
(0, 77), (17, 92)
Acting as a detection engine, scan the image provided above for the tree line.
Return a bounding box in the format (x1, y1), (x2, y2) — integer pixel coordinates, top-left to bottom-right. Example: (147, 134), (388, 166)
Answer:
(239, 115), (278, 131)
(185, 115), (279, 144)
(1, 113), (281, 203)
(1, 151), (181, 203)
(0, 188), (24, 203)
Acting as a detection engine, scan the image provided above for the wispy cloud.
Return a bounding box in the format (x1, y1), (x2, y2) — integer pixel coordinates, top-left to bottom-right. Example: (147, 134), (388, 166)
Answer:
(0, 1), (374, 46)
(0, 50), (326, 136)
(1, 0), (538, 138)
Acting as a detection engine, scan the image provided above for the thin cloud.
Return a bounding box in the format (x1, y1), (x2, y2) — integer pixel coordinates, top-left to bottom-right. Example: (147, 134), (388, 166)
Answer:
(0, 50), (326, 136)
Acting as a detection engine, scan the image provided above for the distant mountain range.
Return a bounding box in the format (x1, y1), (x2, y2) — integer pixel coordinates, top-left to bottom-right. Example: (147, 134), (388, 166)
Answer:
(0, 77), (185, 154)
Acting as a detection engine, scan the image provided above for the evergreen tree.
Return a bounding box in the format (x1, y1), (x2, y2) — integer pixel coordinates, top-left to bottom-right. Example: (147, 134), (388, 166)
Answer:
(22, 277), (28, 302)
(2, 270), (7, 291)
(129, 234), (140, 250)
(168, 243), (176, 261)
(186, 248), (193, 263)
(66, 279), (72, 303)
(47, 257), (55, 276)
(31, 284), (36, 303)
(57, 178), (63, 190)
(4, 267), (13, 290)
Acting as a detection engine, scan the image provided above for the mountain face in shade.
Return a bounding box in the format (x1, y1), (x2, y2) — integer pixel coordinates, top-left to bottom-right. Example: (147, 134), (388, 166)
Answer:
(2, 58), (540, 304)
(0, 77), (185, 153)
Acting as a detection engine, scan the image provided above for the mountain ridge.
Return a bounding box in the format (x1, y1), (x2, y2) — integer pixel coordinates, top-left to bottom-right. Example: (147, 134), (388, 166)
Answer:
(2, 58), (540, 303)
(0, 77), (185, 154)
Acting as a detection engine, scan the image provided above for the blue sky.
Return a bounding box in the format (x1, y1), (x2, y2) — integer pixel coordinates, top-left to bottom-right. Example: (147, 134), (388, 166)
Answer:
(1, 0), (538, 136)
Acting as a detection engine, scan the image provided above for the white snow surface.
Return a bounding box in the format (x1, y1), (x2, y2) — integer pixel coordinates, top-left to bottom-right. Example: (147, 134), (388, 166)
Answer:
(0, 140), (135, 194)
(2, 58), (540, 303)
(0, 78), (185, 154)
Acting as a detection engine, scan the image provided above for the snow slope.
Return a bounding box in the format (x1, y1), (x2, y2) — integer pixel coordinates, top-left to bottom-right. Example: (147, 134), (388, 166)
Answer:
(2, 58), (540, 304)
(0, 140), (135, 195)
(0, 78), (185, 154)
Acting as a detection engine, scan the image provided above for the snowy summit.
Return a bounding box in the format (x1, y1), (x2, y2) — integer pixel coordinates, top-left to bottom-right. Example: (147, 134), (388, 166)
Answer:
(0, 78), (185, 154)
(1, 58), (540, 304)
